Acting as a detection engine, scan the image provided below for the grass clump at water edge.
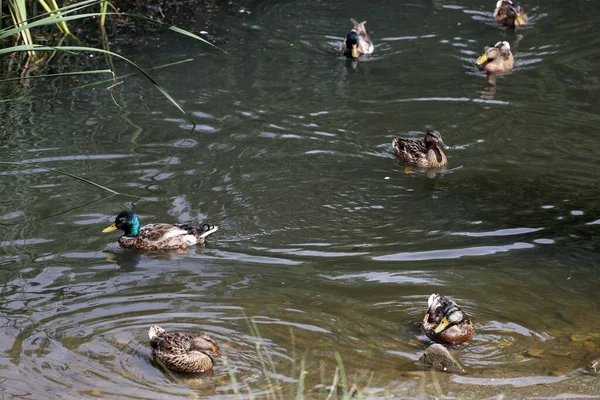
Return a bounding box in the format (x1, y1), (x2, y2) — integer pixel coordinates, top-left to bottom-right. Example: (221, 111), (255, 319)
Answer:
(1, 0), (224, 124)
(221, 318), (374, 399)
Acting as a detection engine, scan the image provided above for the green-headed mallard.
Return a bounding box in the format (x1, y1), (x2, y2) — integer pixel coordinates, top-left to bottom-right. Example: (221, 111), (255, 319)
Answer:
(102, 211), (218, 250)
(476, 41), (514, 73)
(392, 130), (448, 169)
(494, 0), (528, 28)
(423, 294), (474, 344)
(340, 18), (374, 59)
(149, 325), (221, 373)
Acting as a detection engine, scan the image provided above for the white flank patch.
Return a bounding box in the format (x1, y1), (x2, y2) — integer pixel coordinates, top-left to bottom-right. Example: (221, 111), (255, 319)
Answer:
(163, 227), (190, 239)
(149, 326), (158, 339)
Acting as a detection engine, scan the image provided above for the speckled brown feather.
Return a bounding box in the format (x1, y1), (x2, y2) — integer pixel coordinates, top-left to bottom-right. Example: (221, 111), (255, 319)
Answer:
(392, 138), (447, 168)
(118, 223), (217, 250)
(149, 326), (219, 373)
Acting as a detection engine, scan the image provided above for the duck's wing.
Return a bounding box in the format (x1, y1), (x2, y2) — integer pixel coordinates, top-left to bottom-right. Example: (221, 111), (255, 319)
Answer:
(136, 223), (199, 248)
(393, 137), (428, 162)
(152, 331), (192, 353)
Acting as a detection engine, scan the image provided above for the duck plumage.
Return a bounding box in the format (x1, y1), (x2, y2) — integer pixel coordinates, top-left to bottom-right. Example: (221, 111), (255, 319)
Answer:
(422, 294), (474, 344)
(102, 211), (218, 250)
(392, 130), (448, 169)
(476, 41), (514, 73)
(149, 325), (221, 373)
(493, 0), (528, 28)
(340, 18), (374, 59)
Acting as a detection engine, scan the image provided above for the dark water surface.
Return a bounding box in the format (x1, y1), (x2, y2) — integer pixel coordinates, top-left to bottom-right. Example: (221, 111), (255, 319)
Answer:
(1, 0), (600, 398)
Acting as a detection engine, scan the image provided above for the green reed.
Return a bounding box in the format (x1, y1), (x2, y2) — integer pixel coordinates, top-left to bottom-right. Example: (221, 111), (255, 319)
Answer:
(1, 0), (224, 124)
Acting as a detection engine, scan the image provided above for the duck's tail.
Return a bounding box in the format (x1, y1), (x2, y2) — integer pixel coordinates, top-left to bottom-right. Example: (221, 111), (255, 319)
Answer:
(427, 293), (455, 314)
(199, 224), (219, 239)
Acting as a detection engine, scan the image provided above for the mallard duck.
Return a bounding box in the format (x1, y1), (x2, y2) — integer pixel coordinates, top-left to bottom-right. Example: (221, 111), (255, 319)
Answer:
(340, 18), (374, 59)
(493, 0), (528, 28)
(102, 211), (218, 250)
(392, 130), (448, 168)
(422, 294), (474, 344)
(476, 41), (514, 73)
(149, 325), (221, 373)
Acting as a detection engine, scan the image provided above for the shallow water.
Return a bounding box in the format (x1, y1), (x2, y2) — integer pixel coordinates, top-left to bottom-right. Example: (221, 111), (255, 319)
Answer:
(1, 0), (600, 398)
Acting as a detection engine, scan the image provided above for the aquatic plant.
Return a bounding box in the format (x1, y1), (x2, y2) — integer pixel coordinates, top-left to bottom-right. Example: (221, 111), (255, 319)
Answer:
(1, 0), (223, 121)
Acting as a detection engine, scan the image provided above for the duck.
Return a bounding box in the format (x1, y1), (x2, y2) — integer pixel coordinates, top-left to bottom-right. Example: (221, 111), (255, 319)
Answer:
(476, 41), (514, 74)
(493, 0), (528, 28)
(149, 325), (221, 373)
(422, 294), (474, 344)
(392, 130), (448, 169)
(340, 18), (374, 59)
(102, 211), (218, 250)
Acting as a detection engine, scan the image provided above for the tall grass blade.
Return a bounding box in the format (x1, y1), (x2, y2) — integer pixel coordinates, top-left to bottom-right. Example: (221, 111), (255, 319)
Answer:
(334, 352), (349, 399)
(37, 0), (74, 36)
(99, 0), (108, 27)
(295, 358), (306, 400)
(0, 161), (143, 198)
(70, 59), (193, 91)
(0, 44), (192, 121)
(325, 366), (340, 400)
(1, 0), (101, 28)
(0, 69), (112, 82)
(114, 13), (225, 52)
(0, 97), (27, 103)
(222, 356), (241, 395)
(8, 0), (38, 60)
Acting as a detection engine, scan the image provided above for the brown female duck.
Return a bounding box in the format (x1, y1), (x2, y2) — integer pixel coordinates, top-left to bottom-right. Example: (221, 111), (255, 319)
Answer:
(102, 211), (218, 250)
(494, 0), (528, 28)
(392, 130), (448, 169)
(149, 325), (221, 373)
(422, 294), (474, 344)
(476, 41), (514, 73)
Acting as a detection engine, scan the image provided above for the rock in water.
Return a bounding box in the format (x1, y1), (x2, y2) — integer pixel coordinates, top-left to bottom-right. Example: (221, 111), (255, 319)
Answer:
(418, 343), (465, 374)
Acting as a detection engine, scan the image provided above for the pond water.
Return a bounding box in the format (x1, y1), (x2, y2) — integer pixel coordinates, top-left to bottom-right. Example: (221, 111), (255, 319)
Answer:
(1, 0), (600, 398)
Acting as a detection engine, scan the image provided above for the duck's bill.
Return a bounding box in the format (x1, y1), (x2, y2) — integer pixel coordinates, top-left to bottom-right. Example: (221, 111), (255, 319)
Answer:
(102, 223), (118, 233)
(351, 44), (359, 59)
(515, 15), (525, 26)
(476, 54), (488, 66)
(212, 346), (222, 357)
(440, 142), (450, 149)
(434, 317), (450, 334)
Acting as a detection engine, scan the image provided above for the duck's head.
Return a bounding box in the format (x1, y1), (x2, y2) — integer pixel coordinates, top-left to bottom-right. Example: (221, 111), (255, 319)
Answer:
(424, 130), (448, 149)
(345, 31), (360, 59)
(193, 334), (222, 357)
(514, 6), (528, 27)
(434, 304), (468, 334)
(476, 41), (510, 71)
(102, 211), (140, 237)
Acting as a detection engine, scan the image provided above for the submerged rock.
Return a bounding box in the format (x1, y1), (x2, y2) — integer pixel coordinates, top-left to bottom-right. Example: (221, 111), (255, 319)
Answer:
(418, 344), (465, 374)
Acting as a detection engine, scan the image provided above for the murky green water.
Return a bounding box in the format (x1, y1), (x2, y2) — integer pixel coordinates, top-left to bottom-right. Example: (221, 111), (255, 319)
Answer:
(1, 0), (600, 398)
